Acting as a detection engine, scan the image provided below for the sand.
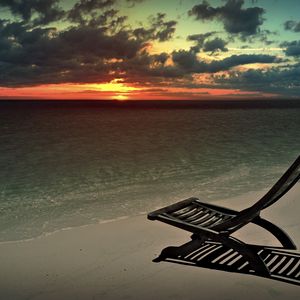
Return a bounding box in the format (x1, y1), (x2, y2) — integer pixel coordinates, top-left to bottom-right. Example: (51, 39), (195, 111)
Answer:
(0, 184), (299, 300)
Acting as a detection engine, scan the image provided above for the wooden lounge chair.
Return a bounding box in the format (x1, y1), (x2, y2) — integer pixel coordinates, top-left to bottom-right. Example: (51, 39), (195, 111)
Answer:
(148, 156), (300, 276)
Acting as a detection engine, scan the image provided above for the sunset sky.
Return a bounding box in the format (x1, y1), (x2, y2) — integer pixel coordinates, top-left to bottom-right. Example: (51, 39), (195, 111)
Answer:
(0, 0), (300, 100)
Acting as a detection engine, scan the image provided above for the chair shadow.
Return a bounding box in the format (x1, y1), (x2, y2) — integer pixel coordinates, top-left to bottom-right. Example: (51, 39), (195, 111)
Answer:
(153, 239), (300, 286)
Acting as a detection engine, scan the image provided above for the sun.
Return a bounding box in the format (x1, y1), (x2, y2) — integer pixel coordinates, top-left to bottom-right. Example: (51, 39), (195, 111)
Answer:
(113, 94), (128, 101)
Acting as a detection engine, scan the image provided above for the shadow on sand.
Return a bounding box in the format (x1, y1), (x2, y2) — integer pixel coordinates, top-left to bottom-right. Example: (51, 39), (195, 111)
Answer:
(153, 239), (300, 286)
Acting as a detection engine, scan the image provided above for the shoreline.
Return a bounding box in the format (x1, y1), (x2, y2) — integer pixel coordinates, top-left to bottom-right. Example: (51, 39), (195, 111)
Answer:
(0, 215), (133, 246)
(1, 185), (299, 299)
(0, 188), (270, 245)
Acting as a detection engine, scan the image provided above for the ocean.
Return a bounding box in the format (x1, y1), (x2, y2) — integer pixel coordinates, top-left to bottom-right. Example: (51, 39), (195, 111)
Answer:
(0, 100), (299, 242)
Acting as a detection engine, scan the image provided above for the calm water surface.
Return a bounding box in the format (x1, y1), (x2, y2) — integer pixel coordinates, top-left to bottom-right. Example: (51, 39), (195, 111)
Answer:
(0, 103), (299, 241)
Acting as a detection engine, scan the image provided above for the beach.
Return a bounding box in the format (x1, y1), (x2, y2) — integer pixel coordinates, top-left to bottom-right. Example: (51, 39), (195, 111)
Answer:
(1, 184), (299, 300)
(1, 104), (299, 299)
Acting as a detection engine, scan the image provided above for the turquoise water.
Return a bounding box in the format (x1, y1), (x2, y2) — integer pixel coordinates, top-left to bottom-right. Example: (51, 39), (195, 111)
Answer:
(0, 103), (299, 241)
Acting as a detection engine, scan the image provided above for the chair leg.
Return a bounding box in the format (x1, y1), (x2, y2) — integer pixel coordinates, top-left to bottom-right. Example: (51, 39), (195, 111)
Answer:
(252, 217), (297, 249)
(218, 235), (270, 276)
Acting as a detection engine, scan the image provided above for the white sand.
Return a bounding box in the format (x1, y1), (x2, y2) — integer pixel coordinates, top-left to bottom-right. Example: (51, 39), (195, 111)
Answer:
(0, 184), (299, 300)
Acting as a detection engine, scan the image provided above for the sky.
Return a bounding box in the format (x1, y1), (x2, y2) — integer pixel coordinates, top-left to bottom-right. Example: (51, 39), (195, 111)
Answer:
(0, 0), (300, 100)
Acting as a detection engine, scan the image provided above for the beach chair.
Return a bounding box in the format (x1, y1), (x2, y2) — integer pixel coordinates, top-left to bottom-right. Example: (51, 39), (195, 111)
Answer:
(148, 156), (300, 276)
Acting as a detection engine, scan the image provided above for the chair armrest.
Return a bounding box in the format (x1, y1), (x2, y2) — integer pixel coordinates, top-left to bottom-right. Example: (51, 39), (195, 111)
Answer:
(147, 197), (199, 220)
(155, 213), (219, 238)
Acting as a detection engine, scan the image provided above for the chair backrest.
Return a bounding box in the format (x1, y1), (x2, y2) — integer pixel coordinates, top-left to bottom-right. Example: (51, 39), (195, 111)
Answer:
(252, 155), (300, 211)
(214, 156), (300, 233)
(211, 156), (300, 233)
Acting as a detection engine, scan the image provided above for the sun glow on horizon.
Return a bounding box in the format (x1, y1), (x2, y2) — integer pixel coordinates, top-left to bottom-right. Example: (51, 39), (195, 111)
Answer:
(113, 94), (129, 101)
(0, 79), (143, 100)
(85, 79), (140, 93)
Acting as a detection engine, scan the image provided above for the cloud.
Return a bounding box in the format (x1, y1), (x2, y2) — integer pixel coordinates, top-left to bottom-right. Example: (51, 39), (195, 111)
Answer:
(172, 49), (278, 74)
(133, 13), (177, 42)
(207, 54), (278, 72)
(0, 5), (279, 90)
(213, 65), (300, 97)
(125, 0), (145, 7)
(68, 0), (145, 23)
(187, 32), (216, 52)
(281, 41), (300, 57)
(284, 20), (300, 32)
(68, 0), (115, 23)
(0, 0), (65, 25)
(203, 37), (228, 53)
(0, 15), (145, 86)
(0, 3), (176, 87)
(187, 32), (228, 53)
(188, 0), (265, 37)
(155, 20), (177, 42)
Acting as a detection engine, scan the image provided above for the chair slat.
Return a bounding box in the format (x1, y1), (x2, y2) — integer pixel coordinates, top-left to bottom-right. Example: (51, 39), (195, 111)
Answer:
(171, 205), (198, 218)
(182, 209), (208, 222)
(193, 212), (216, 225)
(201, 215), (222, 227)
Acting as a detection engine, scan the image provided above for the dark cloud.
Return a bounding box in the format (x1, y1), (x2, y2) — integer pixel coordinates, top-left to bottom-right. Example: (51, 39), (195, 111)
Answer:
(125, 0), (145, 7)
(172, 50), (199, 72)
(0, 0), (179, 88)
(281, 41), (300, 57)
(188, 0), (265, 37)
(133, 13), (177, 42)
(284, 20), (300, 32)
(0, 0), (65, 25)
(0, 4), (279, 89)
(187, 32), (216, 52)
(155, 20), (177, 42)
(0, 2), (178, 87)
(68, 0), (115, 23)
(61, 26), (142, 59)
(213, 65), (300, 97)
(104, 49), (196, 86)
(203, 37), (228, 53)
(172, 49), (278, 74)
(256, 29), (276, 45)
(237, 28), (277, 45)
(0, 17), (145, 86)
(120, 49), (285, 96)
(86, 9), (119, 28)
